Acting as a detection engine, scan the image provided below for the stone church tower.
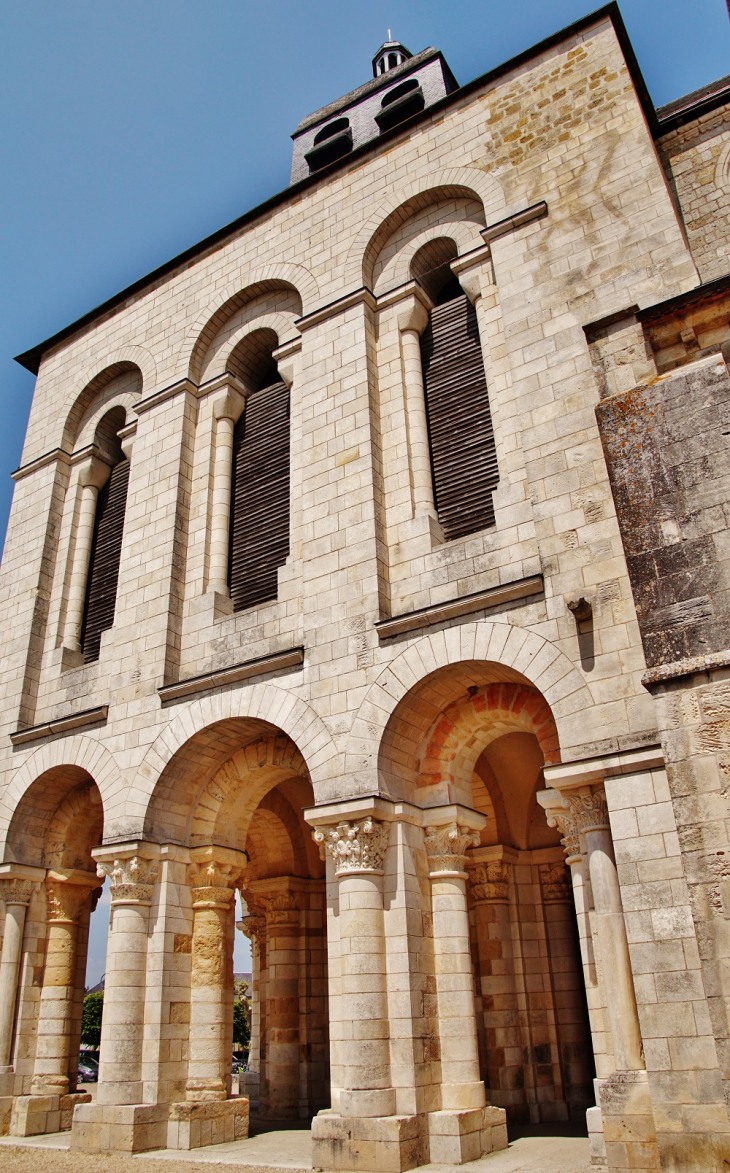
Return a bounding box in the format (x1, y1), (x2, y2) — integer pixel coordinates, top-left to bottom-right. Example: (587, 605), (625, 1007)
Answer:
(1, 4), (730, 1170)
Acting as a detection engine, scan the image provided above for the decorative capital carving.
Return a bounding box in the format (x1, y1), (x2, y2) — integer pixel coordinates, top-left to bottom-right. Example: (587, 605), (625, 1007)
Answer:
(425, 822), (480, 875)
(188, 851), (245, 909)
(262, 891), (303, 925)
(46, 879), (94, 923)
(543, 807), (582, 863)
(97, 855), (160, 905)
(468, 859), (510, 902)
(567, 788), (610, 835)
(539, 861), (572, 903)
(0, 878), (33, 906)
(313, 817), (390, 875)
(239, 914), (266, 942)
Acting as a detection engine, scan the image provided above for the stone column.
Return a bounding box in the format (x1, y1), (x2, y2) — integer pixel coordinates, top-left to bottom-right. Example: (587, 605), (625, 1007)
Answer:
(424, 815), (507, 1163)
(207, 383), (245, 597)
(63, 453), (112, 652)
(246, 879), (302, 1119)
(538, 858), (594, 1120)
(313, 816), (395, 1121)
(397, 293), (437, 520)
(467, 847), (522, 1117)
(31, 872), (100, 1096)
(0, 879), (33, 1073)
(238, 910), (264, 1077)
(543, 787), (659, 1173)
(93, 850), (160, 1106)
(566, 789), (643, 1073)
(185, 846), (246, 1102)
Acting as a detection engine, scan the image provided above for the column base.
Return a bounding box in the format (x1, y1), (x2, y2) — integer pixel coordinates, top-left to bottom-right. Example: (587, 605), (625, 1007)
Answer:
(10, 1092), (91, 1136)
(311, 1110), (427, 1173)
(71, 1101), (169, 1153)
(586, 1105), (606, 1166)
(168, 1097), (249, 1150)
(598, 1071), (660, 1172)
(428, 1106), (508, 1165)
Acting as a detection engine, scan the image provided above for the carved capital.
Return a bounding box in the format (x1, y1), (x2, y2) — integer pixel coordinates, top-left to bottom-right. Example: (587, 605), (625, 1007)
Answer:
(0, 878), (33, 906)
(567, 788), (610, 835)
(262, 891), (303, 925)
(239, 914), (266, 942)
(425, 822), (480, 875)
(538, 861), (572, 903)
(468, 859), (510, 902)
(46, 879), (95, 923)
(188, 847), (245, 908)
(313, 817), (390, 875)
(97, 855), (160, 905)
(543, 807), (582, 863)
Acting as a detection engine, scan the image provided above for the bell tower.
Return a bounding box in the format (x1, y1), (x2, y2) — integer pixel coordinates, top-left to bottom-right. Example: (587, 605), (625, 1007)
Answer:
(372, 33), (412, 77)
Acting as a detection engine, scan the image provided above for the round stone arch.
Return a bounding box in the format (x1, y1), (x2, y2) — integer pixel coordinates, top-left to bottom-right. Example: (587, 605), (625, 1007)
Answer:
(345, 167), (506, 290)
(189, 732), (310, 848)
(200, 309), (301, 386)
(418, 681), (560, 805)
(0, 734), (125, 859)
(60, 346), (156, 452)
(373, 218), (485, 297)
(134, 683), (341, 844)
(346, 620), (595, 795)
(181, 263), (320, 383)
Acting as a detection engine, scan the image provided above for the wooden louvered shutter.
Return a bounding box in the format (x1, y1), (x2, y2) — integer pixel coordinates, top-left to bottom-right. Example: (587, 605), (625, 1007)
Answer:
(228, 379), (290, 611)
(80, 458), (130, 663)
(420, 293), (499, 540)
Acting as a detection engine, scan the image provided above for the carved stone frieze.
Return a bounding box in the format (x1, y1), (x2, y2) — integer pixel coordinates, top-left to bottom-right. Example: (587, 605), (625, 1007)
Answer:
(538, 861), (572, 903)
(97, 855), (160, 904)
(313, 817), (390, 874)
(0, 877), (33, 906)
(424, 822), (480, 874)
(468, 859), (510, 902)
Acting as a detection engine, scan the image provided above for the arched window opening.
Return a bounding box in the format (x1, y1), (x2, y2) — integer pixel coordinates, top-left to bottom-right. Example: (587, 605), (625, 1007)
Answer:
(388, 53), (398, 69)
(305, 117), (353, 172)
(227, 336), (290, 612)
(411, 239), (499, 540)
(313, 118), (349, 144)
(80, 407), (129, 663)
(375, 77), (425, 133)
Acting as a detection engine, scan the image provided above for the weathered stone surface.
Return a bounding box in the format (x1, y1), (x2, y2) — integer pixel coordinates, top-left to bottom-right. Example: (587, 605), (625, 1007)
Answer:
(0, 9), (729, 1173)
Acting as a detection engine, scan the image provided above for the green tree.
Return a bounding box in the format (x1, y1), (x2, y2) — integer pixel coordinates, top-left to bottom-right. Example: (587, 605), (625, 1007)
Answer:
(81, 990), (104, 1047)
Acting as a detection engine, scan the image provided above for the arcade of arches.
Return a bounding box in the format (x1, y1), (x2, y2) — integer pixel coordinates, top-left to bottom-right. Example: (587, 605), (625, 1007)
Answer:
(0, 667), (644, 1170)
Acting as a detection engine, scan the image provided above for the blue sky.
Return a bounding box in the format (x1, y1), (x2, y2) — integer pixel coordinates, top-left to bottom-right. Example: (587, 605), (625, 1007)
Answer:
(1, 1), (729, 983)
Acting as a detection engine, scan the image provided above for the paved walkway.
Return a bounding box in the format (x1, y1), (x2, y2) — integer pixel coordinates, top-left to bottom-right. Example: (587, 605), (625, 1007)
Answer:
(0, 1126), (591, 1173)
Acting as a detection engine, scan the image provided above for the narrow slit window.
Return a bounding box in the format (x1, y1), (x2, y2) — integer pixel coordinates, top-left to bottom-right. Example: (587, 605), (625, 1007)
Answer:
(228, 374), (290, 611)
(419, 279), (499, 540)
(80, 455), (129, 663)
